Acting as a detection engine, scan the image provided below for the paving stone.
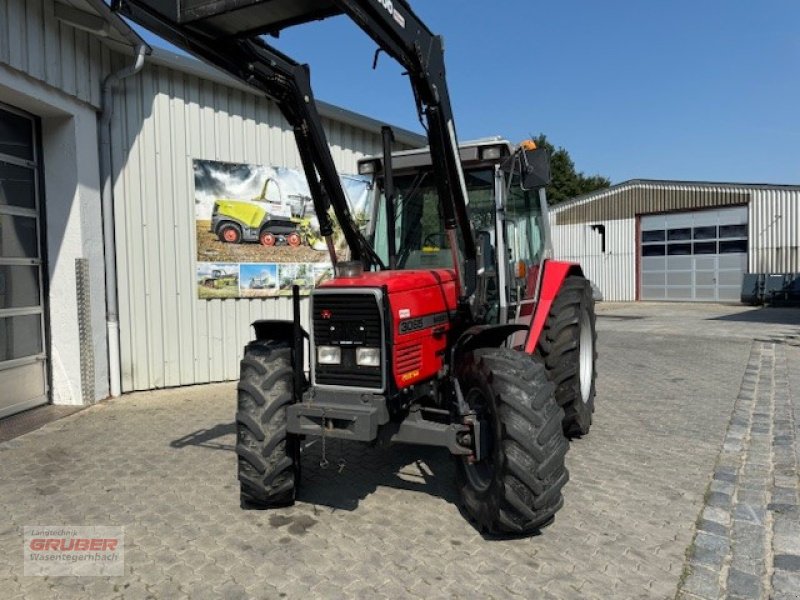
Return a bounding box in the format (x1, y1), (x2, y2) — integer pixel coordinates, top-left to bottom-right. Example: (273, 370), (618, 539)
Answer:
(2, 305), (798, 600)
(732, 504), (766, 525)
(775, 555), (800, 572)
(726, 568), (762, 598)
(682, 565), (722, 599)
(678, 339), (800, 600)
(697, 519), (727, 538)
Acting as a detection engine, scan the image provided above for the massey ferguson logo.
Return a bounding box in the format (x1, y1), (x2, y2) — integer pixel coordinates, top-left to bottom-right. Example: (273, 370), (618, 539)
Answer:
(375, 0), (406, 28)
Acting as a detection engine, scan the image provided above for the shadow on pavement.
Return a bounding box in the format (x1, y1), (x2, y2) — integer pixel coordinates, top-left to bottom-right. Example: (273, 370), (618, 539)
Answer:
(298, 441), (461, 511)
(170, 422), (236, 452)
(169, 423), (461, 512)
(170, 422), (552, 539)
(708, 307), (800, 326)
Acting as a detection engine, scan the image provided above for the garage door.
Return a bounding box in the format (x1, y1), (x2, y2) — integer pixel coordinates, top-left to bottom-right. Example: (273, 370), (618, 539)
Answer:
(0, 104), (48, 418)
(640, 206), (748, 302)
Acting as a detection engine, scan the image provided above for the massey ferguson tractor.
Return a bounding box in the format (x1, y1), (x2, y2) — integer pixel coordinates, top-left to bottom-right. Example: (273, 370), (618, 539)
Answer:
(119, 0), (597, 535)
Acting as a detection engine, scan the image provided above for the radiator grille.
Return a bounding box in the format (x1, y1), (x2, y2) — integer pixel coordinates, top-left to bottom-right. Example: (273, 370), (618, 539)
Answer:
(313, 292), (383, 389)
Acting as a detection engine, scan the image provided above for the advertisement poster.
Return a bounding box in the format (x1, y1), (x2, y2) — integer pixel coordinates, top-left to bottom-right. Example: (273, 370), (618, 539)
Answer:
(194, 159), (370, 299)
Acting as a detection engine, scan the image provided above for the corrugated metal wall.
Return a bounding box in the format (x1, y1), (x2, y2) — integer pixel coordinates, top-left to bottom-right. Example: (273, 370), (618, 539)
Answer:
(551, 181), (800, 302)
(0, 0), (112, 108)
(551, 218), (637, 302)
(111, 61), (395, 392)
(555, 182), (750, 225)
(750, 189), (800, 273)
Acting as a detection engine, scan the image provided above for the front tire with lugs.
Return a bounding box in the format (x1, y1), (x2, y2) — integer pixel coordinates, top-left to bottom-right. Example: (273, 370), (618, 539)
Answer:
(456, 348), (569, 535)
(534, 275), (597, 437)
(236, 340), (300, 508)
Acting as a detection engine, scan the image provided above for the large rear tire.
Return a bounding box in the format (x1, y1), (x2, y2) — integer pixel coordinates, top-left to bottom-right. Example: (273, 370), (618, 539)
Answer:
(456, 348), (569, 535)
(236, 340), (300, 508)
(534, 275), (597, 437)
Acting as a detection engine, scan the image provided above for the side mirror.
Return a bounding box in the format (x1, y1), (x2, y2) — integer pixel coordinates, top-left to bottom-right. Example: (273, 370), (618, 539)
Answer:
(521, 148), (551, 189)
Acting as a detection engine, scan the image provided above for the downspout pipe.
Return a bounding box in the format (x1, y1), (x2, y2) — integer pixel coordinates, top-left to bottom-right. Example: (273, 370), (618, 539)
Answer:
(99, 44), (146, 398)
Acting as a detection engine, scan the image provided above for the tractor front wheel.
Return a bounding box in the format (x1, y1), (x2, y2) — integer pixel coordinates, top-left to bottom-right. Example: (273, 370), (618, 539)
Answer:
(456, 348), (569, 535)
(236, 340), (300, 508)
(218, 223), (242, 244)
(534, 275), (597, 437)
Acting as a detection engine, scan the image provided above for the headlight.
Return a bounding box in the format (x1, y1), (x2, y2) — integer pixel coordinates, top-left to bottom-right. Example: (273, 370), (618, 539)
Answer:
(317, 346), (341, 365)
(355, 347), (380, 367)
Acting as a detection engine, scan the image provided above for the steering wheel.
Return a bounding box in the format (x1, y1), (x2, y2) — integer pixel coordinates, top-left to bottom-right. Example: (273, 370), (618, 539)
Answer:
(423, 233), (447, 248)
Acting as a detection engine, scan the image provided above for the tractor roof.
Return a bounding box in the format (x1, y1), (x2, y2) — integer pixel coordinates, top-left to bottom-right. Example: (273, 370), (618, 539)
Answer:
(358, 137), (514, 176)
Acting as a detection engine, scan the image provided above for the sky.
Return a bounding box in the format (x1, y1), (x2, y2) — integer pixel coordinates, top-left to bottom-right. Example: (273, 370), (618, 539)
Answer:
(129, 1), (800, 185)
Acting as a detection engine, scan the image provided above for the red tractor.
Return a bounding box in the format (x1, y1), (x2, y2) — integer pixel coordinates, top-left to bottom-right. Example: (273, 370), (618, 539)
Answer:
(120, 0), (597, 535)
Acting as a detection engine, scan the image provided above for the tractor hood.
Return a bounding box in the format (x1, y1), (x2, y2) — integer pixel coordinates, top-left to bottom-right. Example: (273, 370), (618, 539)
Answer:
(318, 268), (457, 294)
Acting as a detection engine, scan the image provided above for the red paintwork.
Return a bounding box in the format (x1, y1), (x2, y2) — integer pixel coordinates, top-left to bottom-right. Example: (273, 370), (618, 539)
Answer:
(319, 268), (457, 293)
(319, 269), (458, 389)
(523, 260), (581, 354)
(317, 261), (580, 388)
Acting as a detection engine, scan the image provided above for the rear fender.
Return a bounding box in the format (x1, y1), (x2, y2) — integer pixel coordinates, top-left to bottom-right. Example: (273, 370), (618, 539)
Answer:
(522, 260), (584, 354)
(252, 320), (295, 343)
(251, 287), (309, 401)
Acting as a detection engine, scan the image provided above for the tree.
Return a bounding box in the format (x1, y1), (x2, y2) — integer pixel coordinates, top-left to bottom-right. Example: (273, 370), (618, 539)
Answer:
(533, 134), (610, 205)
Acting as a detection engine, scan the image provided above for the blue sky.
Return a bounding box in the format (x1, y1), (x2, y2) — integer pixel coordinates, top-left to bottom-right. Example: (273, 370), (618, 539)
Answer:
(130, 1), (799, 184)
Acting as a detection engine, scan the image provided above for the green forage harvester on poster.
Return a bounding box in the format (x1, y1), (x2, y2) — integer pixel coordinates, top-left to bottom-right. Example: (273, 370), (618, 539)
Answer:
(193, 159), (369, 299)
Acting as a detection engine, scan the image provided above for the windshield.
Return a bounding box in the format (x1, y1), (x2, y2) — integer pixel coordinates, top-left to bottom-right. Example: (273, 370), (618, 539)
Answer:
(371, 168), (496, 270)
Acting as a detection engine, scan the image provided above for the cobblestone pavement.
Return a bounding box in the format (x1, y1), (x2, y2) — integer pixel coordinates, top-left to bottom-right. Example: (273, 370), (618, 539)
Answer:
(678, 339), (800, 600)
(0, 304), (798, 599)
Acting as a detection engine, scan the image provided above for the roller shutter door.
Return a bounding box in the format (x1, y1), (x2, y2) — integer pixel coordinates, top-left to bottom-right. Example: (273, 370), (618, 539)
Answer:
(640, 206), (748, 302)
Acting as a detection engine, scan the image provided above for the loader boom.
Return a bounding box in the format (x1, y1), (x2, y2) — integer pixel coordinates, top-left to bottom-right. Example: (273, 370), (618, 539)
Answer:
(116, 0), (476, 299)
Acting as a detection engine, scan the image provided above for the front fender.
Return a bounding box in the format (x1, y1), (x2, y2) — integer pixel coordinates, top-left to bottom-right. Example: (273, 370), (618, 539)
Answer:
(453, 323), (528, 364)
(522, 260), (583, 354)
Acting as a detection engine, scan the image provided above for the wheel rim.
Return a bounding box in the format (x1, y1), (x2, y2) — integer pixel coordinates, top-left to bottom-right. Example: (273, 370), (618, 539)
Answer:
(223, 228), (238, 242)
(287, 232), (301, 247)
(579, 306), (594, 403)
(462, 388), (496, 493)
(260, 232), (276, 246)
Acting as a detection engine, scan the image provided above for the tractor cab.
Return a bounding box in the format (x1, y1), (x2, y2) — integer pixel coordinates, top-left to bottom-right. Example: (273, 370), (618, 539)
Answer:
(359, 138), (552, 326)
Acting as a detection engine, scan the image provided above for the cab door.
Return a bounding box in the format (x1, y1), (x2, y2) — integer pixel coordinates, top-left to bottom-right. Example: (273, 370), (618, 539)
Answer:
(502, 179), (546, 346)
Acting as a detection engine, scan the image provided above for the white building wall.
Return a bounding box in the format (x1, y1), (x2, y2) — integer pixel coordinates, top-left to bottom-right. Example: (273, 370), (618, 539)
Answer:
(111, 62), (394, 392)
(750, 189), (800, 273)
(551, 218), (637, 302)
(0, 0), (112, 109)
(0, 57), (110, 405)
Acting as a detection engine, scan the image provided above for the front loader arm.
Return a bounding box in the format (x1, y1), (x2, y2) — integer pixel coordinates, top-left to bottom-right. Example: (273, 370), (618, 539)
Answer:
(117, 0), (474, 292)
(333, 0), (476, 297)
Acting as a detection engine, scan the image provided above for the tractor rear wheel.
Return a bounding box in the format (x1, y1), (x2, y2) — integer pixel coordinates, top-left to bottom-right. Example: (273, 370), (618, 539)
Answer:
(534, 275), (597, 437)
(218, 223), (242, 244)
(456, 348), (569, 535)
(236, 340), (300, 508)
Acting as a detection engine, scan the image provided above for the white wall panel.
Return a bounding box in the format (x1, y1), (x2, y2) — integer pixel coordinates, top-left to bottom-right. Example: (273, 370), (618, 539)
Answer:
(112, 62), (399, 392)
(0, 0), (112, 108)
(750, 189), (800, 273)
(552, 219), (637, 302)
